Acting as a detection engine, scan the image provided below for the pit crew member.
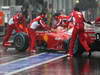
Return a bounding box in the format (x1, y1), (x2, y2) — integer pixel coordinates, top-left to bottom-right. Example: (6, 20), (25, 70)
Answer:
(52, 13), (70, 28)
(28, 12), (50, 53)
(3, 13), (26, 47)
(67, 7), (91, 57)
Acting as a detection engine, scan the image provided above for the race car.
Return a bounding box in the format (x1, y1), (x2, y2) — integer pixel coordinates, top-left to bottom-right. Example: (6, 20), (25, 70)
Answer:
(90, 17), (100, 53)
(76, 17), (100, 56)
(13, 26), (72, 53)
(12, 24), (91, 56)
(9, 17), (100, 56)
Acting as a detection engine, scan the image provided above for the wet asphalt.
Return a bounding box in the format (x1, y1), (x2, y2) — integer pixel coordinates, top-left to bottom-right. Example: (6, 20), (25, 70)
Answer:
(0, 45), (100, 75)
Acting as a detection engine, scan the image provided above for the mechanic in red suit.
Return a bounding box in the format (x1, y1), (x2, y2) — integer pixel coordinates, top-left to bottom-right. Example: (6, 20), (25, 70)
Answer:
(28, 12), (50, 53)
(67, 7), (91, 57)
(3, 13), (26, 47)
(52, 13), (70, 28)
(52, 13), (61, 28)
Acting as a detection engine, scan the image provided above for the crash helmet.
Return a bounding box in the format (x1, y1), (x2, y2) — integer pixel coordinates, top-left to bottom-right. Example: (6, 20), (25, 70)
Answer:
(53, 12), (61, 17)
(17, 13), (24, 21)
(53, 12), (61, 19)
(39, 11), (48, 22)
(73, 6), (80, 12)
(39, 11), (47, 18)
(13, 13), (24, 24)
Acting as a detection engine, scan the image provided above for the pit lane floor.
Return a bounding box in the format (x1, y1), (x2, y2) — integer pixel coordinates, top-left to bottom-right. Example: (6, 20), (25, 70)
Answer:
(0, 45), (100, 75)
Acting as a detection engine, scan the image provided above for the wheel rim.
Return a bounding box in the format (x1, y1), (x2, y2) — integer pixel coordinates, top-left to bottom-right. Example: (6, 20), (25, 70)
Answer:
(15, 36), (24, 48)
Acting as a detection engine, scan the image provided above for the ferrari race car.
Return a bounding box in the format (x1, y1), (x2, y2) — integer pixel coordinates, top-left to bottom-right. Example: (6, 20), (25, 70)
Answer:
(12, 26), (89, 56)
(11, 17), (100, 56)
(13, 26), (72, 53)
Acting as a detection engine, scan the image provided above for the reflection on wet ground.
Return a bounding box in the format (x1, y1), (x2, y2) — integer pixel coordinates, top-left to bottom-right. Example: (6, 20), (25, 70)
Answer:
(0, 46), (33, 64)
(0, 45), (100, 75)
(17, 56), (100, 75)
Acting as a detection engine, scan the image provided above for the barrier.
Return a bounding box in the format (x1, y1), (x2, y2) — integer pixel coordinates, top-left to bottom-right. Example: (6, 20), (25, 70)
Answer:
(0, 11), (5, 36)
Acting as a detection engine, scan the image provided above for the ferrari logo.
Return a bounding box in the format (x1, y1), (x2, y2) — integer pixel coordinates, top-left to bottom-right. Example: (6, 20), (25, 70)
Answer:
(19, 24), (23, 29)
(43, 34), (48, 42)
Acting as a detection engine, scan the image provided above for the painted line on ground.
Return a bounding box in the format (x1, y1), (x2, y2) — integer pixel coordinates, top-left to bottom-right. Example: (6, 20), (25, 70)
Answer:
(0, 52), (67, 75)
(0, 52), (46, 66)
(7, 53), (67, 75)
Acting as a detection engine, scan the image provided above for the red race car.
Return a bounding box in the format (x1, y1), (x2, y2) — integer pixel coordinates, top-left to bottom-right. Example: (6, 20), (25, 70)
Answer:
(13, 26), (72, 52)
(11, 18), (100, 56)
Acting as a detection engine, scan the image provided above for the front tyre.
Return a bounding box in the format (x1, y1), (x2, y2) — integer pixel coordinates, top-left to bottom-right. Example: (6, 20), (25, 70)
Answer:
(14, 32), (29, 51)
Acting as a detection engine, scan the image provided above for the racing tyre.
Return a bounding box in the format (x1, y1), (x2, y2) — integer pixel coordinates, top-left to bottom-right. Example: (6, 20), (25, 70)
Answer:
(14, 32), (29, 51)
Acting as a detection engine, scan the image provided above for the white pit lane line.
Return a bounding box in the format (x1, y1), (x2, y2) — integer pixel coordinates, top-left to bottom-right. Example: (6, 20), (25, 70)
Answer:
(0, 52), (67, 75)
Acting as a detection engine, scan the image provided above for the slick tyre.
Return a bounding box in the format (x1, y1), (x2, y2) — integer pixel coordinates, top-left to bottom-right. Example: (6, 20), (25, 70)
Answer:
(14, 32), (29, 51)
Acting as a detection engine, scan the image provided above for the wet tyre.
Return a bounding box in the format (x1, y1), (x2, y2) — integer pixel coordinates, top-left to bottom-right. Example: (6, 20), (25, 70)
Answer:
(14, 32), (29, 51)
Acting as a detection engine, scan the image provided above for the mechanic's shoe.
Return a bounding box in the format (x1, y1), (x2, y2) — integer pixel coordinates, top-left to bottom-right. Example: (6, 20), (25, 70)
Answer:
(66, 53), (73, 57)
(86, 48), (91, 57)
(3, 42), (12, 47)
(67, 49), (74, 57)
(87, 51), (92, 57)
(30, 50), (36, 53)
(26, 49), (36, 54)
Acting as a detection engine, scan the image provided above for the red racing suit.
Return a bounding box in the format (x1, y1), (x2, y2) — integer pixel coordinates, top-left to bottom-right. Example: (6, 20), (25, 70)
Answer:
(3, 13), (26, 47)
(53, 15), (70, 28)
(68, 10), (91, 55)
(28, 15), (50, 52)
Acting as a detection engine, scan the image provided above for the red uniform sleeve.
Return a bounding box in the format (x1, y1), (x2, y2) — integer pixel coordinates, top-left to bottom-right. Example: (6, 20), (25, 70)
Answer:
(40, 20), (51, 30)
(67, 12), (74, 22)
(56, 19), (62, 26)
(40, 20), (46, 28)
